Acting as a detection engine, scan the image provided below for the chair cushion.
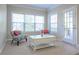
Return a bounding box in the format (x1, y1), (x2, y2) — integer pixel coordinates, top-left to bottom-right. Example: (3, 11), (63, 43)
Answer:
(14, 31), (20, 36)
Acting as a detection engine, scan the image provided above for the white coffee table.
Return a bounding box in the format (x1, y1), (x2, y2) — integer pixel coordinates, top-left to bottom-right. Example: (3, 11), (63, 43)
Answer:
(29, 34), (56, 51)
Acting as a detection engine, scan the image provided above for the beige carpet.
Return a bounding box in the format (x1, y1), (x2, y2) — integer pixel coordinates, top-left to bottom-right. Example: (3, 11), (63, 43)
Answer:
(1, 40), (79, 55)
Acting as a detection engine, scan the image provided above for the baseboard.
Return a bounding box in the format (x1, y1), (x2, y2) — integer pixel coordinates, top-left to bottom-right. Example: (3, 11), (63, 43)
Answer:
(0, 49), (2, 53)
(0, 46), (4, 53)
(0, 39), (7, 54)
(0, 44), (5, 54)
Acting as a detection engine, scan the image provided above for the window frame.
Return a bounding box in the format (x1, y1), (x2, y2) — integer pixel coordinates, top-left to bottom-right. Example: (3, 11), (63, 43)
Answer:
(11, 13), (45, 32)
(35, 16), (44, 31)
(24, 15), (35, 32)
(11, 13), (25, 31)
(50, 14), (58, 32)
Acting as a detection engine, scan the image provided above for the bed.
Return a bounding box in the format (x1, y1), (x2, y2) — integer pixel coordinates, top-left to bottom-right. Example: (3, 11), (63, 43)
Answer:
(28, 34), (56, 51)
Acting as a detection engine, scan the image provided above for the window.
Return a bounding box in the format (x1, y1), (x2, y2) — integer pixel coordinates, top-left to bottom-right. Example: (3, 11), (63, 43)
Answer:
(64, 10), (73, 39)
(25, 15), (34, 32)
(12, 13), (24, 31)
(12, 13), (44, 32)
(35, 16), (44, 31)
(50, 14), (57, 32)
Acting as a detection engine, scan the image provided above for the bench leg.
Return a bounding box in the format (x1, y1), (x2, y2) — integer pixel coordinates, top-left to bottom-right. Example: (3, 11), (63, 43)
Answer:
(33, 48), (36, 51)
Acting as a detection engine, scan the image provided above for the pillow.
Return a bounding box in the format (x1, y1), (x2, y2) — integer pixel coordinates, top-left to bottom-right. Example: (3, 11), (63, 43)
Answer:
(41, 29), (48, 34)
(14, 31), (20, 36)
(44, 29), (48, 34)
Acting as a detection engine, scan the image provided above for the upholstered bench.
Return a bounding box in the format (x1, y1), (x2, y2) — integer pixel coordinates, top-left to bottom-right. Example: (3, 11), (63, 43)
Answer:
(29, 34), (56, 51)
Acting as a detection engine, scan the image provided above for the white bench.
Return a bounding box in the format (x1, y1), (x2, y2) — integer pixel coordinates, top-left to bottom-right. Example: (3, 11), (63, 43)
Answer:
(29, 34), (56, 51)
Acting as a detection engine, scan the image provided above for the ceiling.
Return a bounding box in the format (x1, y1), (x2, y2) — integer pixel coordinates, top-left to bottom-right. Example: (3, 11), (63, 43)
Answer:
(27, 4), (61, 9)
(10, 4), (61, 10)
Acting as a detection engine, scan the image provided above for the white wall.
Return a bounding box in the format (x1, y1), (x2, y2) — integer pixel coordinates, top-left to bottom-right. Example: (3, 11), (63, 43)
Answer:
(0, 4), (7, 52)
(7, 5), (48, 39)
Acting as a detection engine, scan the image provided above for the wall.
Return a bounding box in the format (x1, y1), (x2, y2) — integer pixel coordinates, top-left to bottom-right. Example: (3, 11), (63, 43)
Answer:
(77, 5), (79, 45)
(7, 5), (48, 39)
(0, 4), (7, 53)
(48, 4), (77, 41)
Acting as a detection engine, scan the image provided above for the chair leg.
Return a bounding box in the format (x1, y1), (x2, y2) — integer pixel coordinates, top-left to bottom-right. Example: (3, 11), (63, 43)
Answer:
(17, 41), (19, 46)
(11, 39), (14, 45)
(25, 38), (27, 42)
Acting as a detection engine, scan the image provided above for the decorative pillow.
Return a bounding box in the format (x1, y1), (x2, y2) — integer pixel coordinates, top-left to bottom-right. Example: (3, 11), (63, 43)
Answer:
(41, 29), (48, 34)
(44, 29), (48, 34)
(14, 31), (20, 36)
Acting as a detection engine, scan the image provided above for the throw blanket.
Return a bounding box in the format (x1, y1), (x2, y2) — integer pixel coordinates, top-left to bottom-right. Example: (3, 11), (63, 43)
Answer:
(18, 33), (26, 41)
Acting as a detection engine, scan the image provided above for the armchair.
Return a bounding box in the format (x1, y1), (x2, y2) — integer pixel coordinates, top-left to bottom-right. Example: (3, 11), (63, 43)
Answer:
(11, 31), (27, 46)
